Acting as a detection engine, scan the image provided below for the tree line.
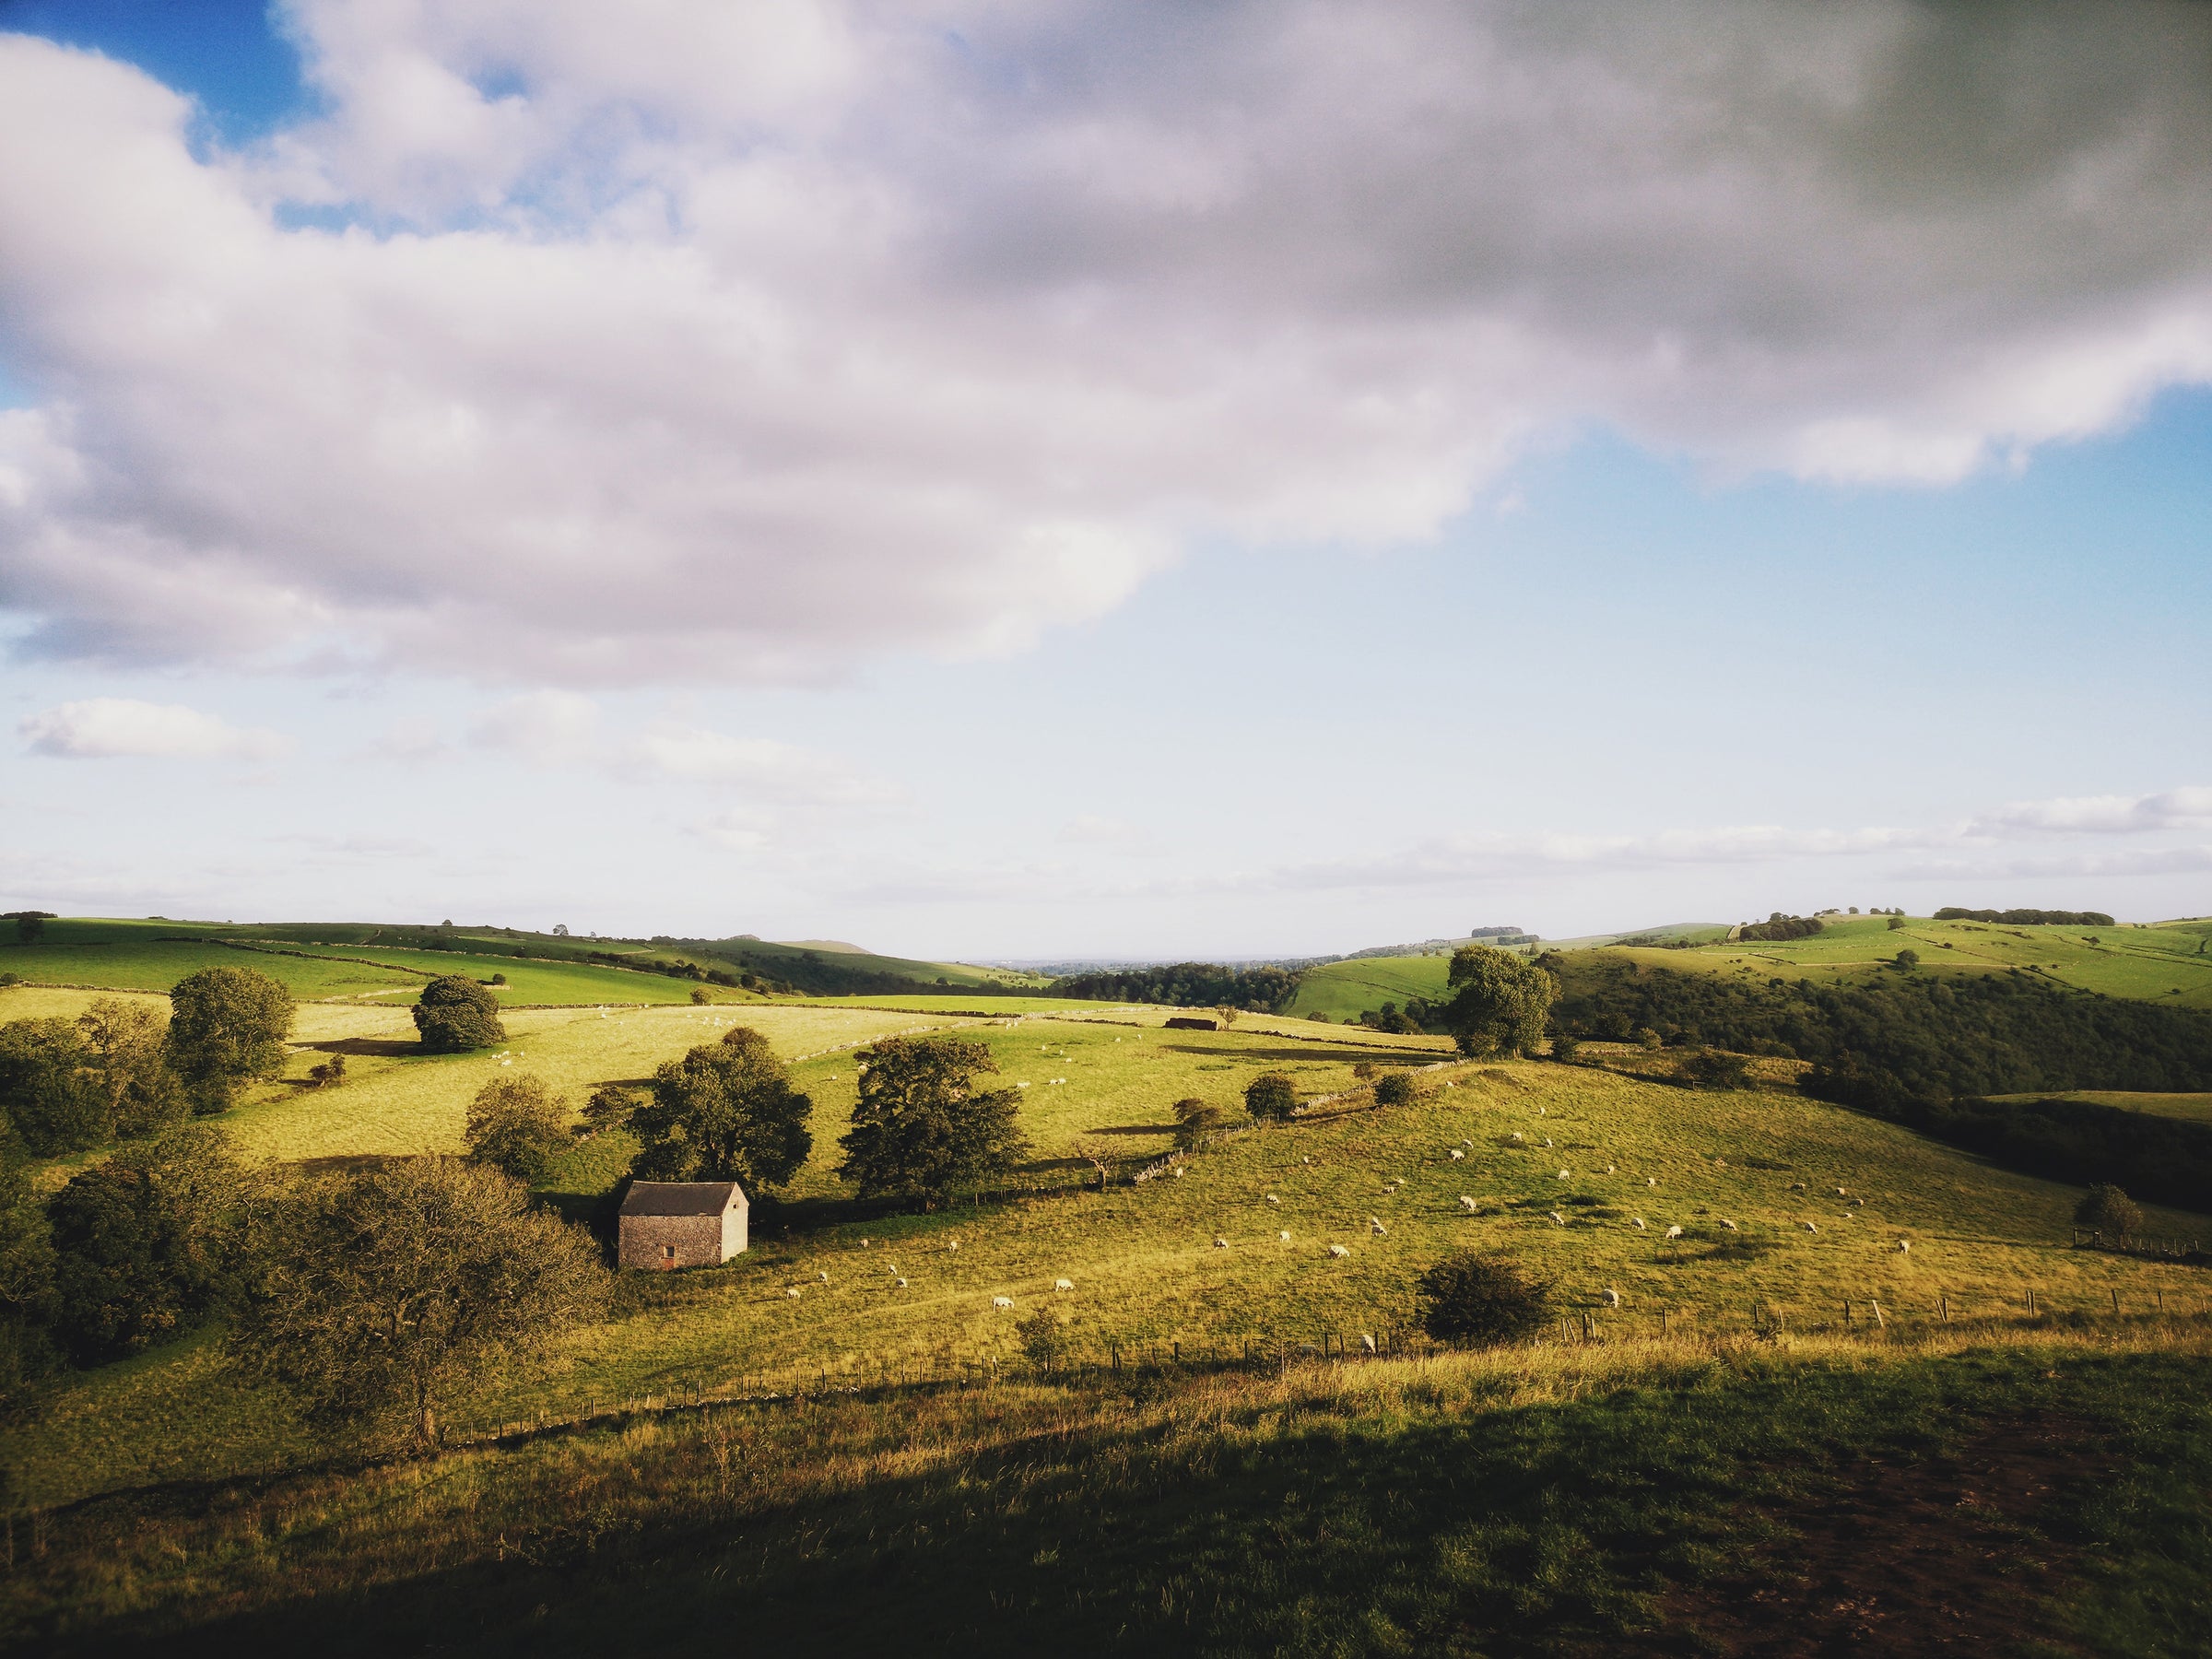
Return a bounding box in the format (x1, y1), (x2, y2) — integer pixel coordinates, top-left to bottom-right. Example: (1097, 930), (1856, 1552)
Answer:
(1047, 962), (1304, 1011)
(1933, 907), (2116, 926)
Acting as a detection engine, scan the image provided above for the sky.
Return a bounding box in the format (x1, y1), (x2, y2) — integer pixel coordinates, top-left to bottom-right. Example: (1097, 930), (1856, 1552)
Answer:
(0, 0), (2206, 961)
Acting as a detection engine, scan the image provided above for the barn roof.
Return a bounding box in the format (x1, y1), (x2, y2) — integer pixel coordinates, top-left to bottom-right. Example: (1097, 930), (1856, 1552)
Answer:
(619, 1180), (747, 1217)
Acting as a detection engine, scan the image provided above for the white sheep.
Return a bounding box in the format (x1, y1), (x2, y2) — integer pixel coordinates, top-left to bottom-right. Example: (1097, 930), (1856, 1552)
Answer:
(1897, 1239), (1911, 1253)
(1327, 1244), (1351, 1259)
(1543, 1137), (1555, 1147)
(1647, 1178), (1657, 1187)
(1361, 1333), (1378, 1352)
(1054, 1277), (1075, 1292)
(1549, 1211), (1568, 1226)
(1833, 1186), (1847, 1196)
(1556, 1168), (1571, 1180)
(1720, 1219), (1737, 1231)
(947, 1240), (960, 1252)
(1665, 1225), (1684, 1240)
(1802, 1221), (1818, 1232)
(1631, 1218), (1647, 1230)
(1214, 1237), (1229, 1249)
(993, 1295), (1014, 1310)
(895, 1277), (909, 1288)
(1461, 1138), (1474, 1147)
(1278, 1230), (1293, 1243)
(1605, 1164), (1615, 1175)
(1459, 1196), (1478, 1213)
(1369, 1218), (1387, 1235)
(785, 1287), (801, 1298)
(1512, 1131), (1525, 1142)
(1450, 1149), (1465, 1160)
(1265, 1194), (1281, 1205)
(1601, 1288), (1621, 1308)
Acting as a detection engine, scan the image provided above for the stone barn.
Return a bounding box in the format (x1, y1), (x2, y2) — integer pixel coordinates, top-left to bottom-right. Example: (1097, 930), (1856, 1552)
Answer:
(618, 1180), (748, 1270)
(1163, 1016), (1218, 1031)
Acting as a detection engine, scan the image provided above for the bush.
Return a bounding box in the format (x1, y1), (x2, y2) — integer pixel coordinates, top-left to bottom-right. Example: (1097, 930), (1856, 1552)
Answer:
(413, 975), (507, 1053)
(1372, 1071), (1417, 1108)
(1417, 1253), (1552, 1347)
(1352, 1063), (1378, 1081)
(2075, 1183), (2144, 1238)
(1244, 1072), (1298, 1124)
(1015, 1307), (1073, 1370)
(1635, 1027), (1663, 1051)
(1892, 949), (1921, 971)
(465, 1075), (571, 1183)
(689, 986), (711, 1006)
(1171, 1097), (1226, 1150)
(1887, 915), (1907, 931)
(1549, 1034), (1582, 1061)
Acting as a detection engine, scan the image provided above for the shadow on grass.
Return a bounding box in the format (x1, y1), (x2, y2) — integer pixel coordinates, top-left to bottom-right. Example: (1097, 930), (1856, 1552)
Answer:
(40, 1348), (2201, 1659)
(292, 1037), (421, 1058)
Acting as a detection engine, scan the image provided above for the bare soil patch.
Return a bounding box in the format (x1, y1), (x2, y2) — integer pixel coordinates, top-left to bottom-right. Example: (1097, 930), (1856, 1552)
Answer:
(1662, 1412), (2109, 1655)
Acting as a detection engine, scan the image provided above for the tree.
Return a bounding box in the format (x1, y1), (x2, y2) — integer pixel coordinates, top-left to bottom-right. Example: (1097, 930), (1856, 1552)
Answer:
(47, 1125), (243, 1363)
(0, 1156), (59, 1408)
(1373, 1070), (1418, 1108)
(1015, 1307), (1073, 1370)
(307, 1054), (348, 1088)
(1417, 1253), (1552, 1347)
(76, 998), (186, 1139)
(1244, 1071), (1298, 1123)
(837, 1036), (1028, 1203)
(2075, 1183), (2143, 1239)
(229, 1157), (604, 1448)
(632, 1027), (813, 1189)
(1440, 946), (1557, 1058)
(1550, 1034), (1583, 1062)
(1887, 915), (1907, 931)
(0, 1017), (102, 1153)
(580, 1083), (638, 1139)
(1171, 1096), (1228, 1151)
(1892, 949), (1921, 971)
(5, 912), (54, 945)
(689, 985), (712, 1006)
(1677, 1048), (1752, 1089)
(412, 974), (507, 1053)
(167, 966), (293, 1112)
(465, 1075), (571, 1183)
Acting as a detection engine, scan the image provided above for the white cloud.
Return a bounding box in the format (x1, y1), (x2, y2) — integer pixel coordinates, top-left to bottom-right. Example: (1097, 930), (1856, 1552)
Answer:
(1965, 786), (2212, 837)
(2, 8), (2211, 682)
(18, 697), (290, 760)
(465, 690), (892, 806)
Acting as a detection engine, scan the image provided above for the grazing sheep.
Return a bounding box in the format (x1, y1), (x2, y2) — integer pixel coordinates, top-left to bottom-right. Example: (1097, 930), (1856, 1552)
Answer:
(1549, 1211), (1568, 1226)
(1720, 1219), (1738, 1230)
(993, 1296), (1014, 1310)
(1054, 1277), (1074, 1291)
(1327, 1244), (1351, 1259)
(1459, 1196), (1479, 1213)
(1848, 1197), (1864, 1207)
(1897, 1239), (1911, 1253)
(1665, 1225), (1684, 1239)
(1790, 1182), (1806, 1191)
(1512, 1132), (1525, 1142)
(1173, 1168), (1184, 1179)
(1214, 1237), (1230, 1249)
(1362, 1333), (1378, 1352)
(1605, 1164), (1616, 1175)
(1369, 1218), (1388, 1235)
(1802, 1221), (1818, 1232)
(1631, 1218), (1647, 1230)
(1543, 1137), (1555, 1147)
(895, 1277), (908, 1288)
(1300, 1156), (1312, 1165)
(785, 1288), (801, 1299)
(947, 1240), (960, 1252)
(1265, 1194), (1281, 1205)
(1648, 1178), (1657, 1187)
(1450, 1149), (1465, 1160)
(1833, 1186), (1847, 1196)
(1278, 1230), (1293, 1243)
(1556, 1168), (1571, 1180)
(1461, 1138), (1474, 1147)
(1601, 1288), (1621, 1308)
(818, 1270), (830, 1282)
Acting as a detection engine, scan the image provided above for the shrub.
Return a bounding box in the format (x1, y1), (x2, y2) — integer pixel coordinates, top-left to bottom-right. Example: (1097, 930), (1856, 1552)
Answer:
(1892, 949), (1921, 971)
(1549, 1034), (1582, 1061)
(1635, 1027), (1663, 1051)
(1171, 1097), (1226, 1151)
(1244, 1071), (1298, 1124)
(465, 1075), (571, 1183)
(2075, 1183), (2144, 1238)
(1352, 1063), (1378, 1081)
(689, 986), (712, 1006)
(1015, 1307), (1073, 1370)
(1373, 1071), (1417, 1107)
(1417, 1253), (1552, 1347)
(1887, 915), (1907, 930)
(413, 975), (507, 1053)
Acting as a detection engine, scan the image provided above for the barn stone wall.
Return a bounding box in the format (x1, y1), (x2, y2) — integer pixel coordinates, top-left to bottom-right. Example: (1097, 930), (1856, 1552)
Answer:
(620, 1211), (727, 1271)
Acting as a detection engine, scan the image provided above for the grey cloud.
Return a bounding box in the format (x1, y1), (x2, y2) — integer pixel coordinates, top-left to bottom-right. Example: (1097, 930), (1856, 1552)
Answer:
(1, 6), (2209, 683)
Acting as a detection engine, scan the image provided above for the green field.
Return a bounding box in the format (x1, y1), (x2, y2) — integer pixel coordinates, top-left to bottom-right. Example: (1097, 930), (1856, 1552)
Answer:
(1985, 1089), (2212, 1125)
(15, 991), (2212, 1515)
(1288, 954), (1454, 1019)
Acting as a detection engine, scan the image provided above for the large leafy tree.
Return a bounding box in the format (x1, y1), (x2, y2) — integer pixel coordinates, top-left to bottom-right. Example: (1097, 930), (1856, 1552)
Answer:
(837, 1036), (1030, 1204)
(76, 998), (185, 1139)
(0, 1018), (102, 1153)
(229, 1157), (604, 1448)
(629, 1027), (812, 1189)
(167, 967), (293, 1112)
(0, 1156), (59, 1406)
(465, 1075), (571, 1183)
(412, 975), (507, 1053)
(46, 1124), (243, 1362)
(1440, 946), (1558, 1058)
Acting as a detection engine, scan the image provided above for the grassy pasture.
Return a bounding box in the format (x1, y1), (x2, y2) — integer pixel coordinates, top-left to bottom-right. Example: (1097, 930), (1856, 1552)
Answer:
(16, 1005), (2212, 1512)
(1630, 913), (2212, 1007)
(1287, 953), (1453, 1020)
(1985, 1089), (2212, 1125)
(8, 1329), (2212, 1653)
